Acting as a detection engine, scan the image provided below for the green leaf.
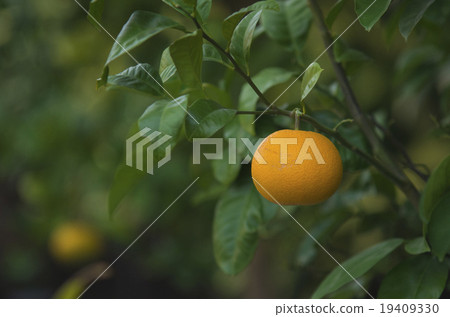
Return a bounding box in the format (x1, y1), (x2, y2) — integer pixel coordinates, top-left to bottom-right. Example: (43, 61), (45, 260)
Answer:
(230, 11), (262, 75)
(310, 110), (370, 171)
(197, 0), (212, 22)
(162, 0), (196, 17)
(87, 0), (104, 28)
(420, 155), (450, 223)
(427, 193), (450, 261)
(399, 0), (435, 40)
(212, 145), (242, 185)
(295, 209), (351, 267)
(170, 30), (203, 89)
(138, 96), (188, 136)
(129, 97), (188, 177)
(335, 121), (371, 172)
(326, 0), (348, 29)
(261, 0), (312, 60)
(333, 40), (370, 63)
(404, 237), (430, 255)
(378, 254), (448, 298)
(202, 83), (233, 107)
(213, 185), (276, 275)
(106, 64), (164, 96)
(203, 44), (232, 69)
(109, 165), (145, 216)
(159, 48), (177, 83)
(312, 238), (403, 299)
(238, 67), (293, 134)
(110, 98), (188, 211)
(96, 65), (109, 89)
(185, 99), (236, 140)
(355, 0), (392, 31)
(210, 118), (253, 185)
(106, 11), (184, 65)
(223, 0), (279, 43)
(300, 62), (323, 101)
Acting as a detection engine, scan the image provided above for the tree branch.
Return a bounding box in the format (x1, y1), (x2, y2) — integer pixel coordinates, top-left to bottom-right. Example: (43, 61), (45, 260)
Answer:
(307, 0), (420, 207)
(189, 16), (272, 106)
(190, 6), (420, 207)
(370, 117), (429, 181)
(236, 110), (400, 182)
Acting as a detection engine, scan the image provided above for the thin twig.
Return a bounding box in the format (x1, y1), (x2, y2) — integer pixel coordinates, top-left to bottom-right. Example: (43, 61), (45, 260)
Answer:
(307, 0), (420, 207)
(370, 118), (429, 181)
(189, 16), (272, 106)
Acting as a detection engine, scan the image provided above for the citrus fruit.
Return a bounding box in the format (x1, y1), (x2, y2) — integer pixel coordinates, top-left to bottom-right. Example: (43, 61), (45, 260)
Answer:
(49, 222), (103, 265)
(251, 129), (343, 205)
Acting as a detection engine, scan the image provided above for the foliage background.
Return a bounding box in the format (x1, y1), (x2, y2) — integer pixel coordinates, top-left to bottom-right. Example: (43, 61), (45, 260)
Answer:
(0, 0), (449, 298)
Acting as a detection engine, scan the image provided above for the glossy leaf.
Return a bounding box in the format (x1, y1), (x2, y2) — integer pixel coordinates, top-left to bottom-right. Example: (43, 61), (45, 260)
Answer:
(427, 193), (450, 261)
(378, 254), (448, 298)
(261, 0), (312, 59)
(420, 155), (450, 223)
(230, 11), (262, 75)
(162, 0), (196, 17)
(159, 48), (177, 83)
(202, 83), (233, 108)
(138, 96), (188, 136)
(106, 64), (164, 96)
(87, 0), (104, 28)
(128, 97), (189, 178)
(326, 0), (348, 28)
(404, 237), (430, 255)
(106, 11), (184, 65)
(213, 186), (276, 275)
(300, 62), (323, 101)
(210, 119), (252, 185)
(170, 30), (203, 89)
(355, 0), (392, 31)
(295, 209), (351, 267)
(197, 0), (212, 22)
(310, 110), (370, 171)
(203, 44), (232, 69)
(212, 145), (242, 185)
(238, 67), (293, 134)
(185, 99), (236, 140)
(399, 0), (435, 40)
(223, 0), (279, 43)
(312, 238), (403, 299)
(333, 40), (370, 63)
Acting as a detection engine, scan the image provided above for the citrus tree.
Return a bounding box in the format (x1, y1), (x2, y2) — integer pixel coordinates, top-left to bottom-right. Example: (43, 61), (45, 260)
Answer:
(88, 0), (450, 298)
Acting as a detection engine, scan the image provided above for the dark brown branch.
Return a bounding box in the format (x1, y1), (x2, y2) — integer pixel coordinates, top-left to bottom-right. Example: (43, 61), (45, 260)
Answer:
(307, 0), (420, 208)
(190, 17), (272, 106)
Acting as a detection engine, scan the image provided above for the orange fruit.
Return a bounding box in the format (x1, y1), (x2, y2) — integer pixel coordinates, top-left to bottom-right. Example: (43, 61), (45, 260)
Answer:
(49, 222), (103, 265)
(251, 129), (343, 205)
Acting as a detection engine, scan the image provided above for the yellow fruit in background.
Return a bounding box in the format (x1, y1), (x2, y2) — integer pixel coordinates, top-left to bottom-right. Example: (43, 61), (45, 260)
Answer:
(251, 129), (343, 205)
(49, 222), (102, 265)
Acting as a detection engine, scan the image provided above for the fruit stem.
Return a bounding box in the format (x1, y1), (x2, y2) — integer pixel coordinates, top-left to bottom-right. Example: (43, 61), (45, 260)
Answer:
(293, 108), (302, 130)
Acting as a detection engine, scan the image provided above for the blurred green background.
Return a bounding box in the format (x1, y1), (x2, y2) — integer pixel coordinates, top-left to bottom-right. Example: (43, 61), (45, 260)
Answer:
(0, 0), (449, 298)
